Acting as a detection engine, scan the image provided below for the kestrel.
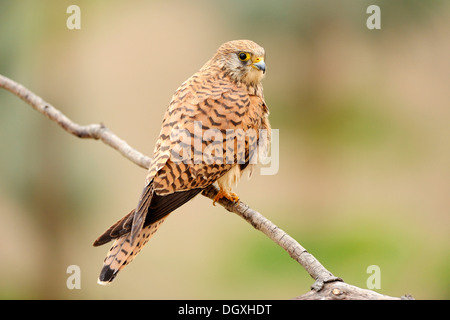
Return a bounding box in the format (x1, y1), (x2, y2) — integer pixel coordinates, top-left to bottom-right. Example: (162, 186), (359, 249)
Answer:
(93, 40), (271, 285)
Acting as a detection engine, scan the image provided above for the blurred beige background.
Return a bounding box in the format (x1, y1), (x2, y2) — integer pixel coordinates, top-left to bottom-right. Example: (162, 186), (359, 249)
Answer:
(0, 0), (449, 299)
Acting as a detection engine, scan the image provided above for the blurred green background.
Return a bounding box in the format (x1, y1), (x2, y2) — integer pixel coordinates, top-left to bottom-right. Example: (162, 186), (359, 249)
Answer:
(0, 0), (449, 299)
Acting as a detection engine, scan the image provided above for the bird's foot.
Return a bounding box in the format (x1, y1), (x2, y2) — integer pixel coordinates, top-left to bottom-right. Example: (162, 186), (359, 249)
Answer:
(213, 189), (239, 206)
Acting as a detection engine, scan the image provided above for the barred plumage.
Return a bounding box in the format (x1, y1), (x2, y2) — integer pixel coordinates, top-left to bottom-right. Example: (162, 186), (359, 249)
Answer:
(94, 40), (271, 284)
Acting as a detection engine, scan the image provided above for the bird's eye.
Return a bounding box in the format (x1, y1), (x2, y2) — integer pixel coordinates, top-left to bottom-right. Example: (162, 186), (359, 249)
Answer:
(238, 52), (250, 62)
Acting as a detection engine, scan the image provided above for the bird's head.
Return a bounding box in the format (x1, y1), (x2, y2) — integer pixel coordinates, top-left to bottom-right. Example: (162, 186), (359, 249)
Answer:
(206, 40), (266, 86)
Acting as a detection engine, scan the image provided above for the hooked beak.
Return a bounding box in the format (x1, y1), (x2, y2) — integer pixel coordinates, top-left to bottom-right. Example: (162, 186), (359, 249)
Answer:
(251, 56), (266, 73)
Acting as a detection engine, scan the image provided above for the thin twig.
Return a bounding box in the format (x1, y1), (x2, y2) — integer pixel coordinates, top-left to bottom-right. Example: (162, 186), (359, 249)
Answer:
(201, 185), (341, 290)
(0, 74), (150, 170)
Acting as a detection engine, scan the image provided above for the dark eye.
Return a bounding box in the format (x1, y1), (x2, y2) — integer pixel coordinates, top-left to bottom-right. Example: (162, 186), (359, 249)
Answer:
(238, 52), (250, 62)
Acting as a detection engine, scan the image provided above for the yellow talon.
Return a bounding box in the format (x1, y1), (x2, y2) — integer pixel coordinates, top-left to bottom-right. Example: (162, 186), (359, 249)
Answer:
(213, 189), (240, 206)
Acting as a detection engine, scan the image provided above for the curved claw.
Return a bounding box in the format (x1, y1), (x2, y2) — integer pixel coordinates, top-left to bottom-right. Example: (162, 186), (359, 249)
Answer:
(213, 189), (239, 206)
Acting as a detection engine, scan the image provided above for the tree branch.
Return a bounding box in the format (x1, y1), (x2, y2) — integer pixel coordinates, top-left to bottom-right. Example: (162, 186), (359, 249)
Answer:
(201, 184), (340, 291)
(0, 73), (410, 299)
(0, 74), (150, 170)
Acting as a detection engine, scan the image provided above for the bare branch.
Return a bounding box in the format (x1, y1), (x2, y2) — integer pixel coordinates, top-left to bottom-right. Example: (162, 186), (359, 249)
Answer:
(293, 282), (407, 300)
(201, 184), (341, 290)
(0, 74), (151, 170)
(0, 73), (409, 299)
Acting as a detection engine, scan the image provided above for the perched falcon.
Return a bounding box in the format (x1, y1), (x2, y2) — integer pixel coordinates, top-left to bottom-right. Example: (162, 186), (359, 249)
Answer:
(93, 40), (271, 285)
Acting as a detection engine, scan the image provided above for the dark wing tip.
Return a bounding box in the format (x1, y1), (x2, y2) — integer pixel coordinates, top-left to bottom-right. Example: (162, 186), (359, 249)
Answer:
(93, 209), (136, 247)
(92, 235), (110, 247)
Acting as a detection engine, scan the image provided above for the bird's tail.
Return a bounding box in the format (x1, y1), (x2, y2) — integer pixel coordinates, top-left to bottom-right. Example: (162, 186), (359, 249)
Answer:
(96, 217), (167, 285)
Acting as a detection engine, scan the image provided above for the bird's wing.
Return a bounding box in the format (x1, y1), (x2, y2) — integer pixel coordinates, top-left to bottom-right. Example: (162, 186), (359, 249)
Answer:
(93, 186), (202, 246)
(128, 71), (265, 243)
(152, 72), (265, 195)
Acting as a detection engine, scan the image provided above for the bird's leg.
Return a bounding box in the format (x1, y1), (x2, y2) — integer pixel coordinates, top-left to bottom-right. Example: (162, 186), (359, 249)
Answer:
(213, 187), (239, 206)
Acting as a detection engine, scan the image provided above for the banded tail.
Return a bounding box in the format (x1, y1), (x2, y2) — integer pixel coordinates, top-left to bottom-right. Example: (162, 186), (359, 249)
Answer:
(93, 182), (202, 285)
(96, 217), (167, 285)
